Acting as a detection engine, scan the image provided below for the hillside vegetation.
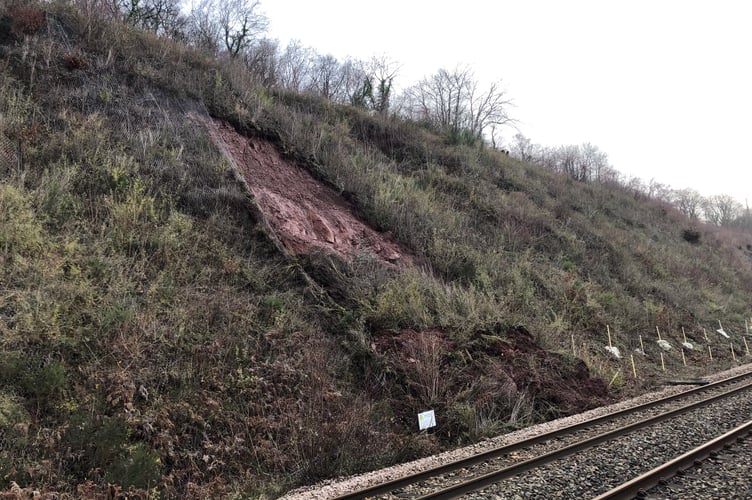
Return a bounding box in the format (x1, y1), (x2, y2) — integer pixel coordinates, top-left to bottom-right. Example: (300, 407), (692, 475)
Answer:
(2, 3), (752, 497)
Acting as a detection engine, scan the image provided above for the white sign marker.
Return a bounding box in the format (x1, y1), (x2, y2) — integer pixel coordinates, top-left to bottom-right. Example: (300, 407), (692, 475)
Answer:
(604, 345), (621, 359)
(657, 339), (672, 351)
(418, 410), (436, 430)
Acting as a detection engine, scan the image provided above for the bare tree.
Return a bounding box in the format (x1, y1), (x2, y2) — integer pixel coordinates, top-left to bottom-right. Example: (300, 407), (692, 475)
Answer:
(184, 0), (267, 57)
(510, 133), (538, 162)
(647, 178), (672, 202)
(308, 54), (346, 99)
(626, 176), (648, 198)
(671, 188), (704, 220)
(403, 66), (512, 141)
(405, 66), (471, 134)
(186, 0), (221, 54)
(509, 134), (614, 185)
(734, 201), (752, 232)
(218, 0), (268, 57)
(534, 144), (590, 181)
(598, 165), (623, 187)
(68, 0), (121, 19)
(119, 0), (185, 36)
(276, 40), (314, 92)
(348, 56), (399, 114)
(553, 144), (583, 180)
(334, 58), (368, 105)
(368, 55), (400, 116)
(244, 37), (278, 86)
(580, 143), (609, 183)
(466, 78), (513, 140)
(703, 194), (743, 226)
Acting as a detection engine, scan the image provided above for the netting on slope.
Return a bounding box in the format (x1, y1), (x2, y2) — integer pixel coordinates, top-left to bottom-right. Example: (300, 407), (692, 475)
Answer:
(0, 132), (19, 172)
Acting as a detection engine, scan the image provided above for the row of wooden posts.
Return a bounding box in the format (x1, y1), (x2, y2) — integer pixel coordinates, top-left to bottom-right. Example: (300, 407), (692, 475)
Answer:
(575, 318), (752, 380)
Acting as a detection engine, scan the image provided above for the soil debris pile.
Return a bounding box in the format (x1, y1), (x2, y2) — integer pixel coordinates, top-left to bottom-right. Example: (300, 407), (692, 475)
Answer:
(491, 326), (613, 414)
(372, 326), (612, 438)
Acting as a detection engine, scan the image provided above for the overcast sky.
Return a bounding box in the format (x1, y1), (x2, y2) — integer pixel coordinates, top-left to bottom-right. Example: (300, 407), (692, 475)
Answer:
(261, 0), (751, 204)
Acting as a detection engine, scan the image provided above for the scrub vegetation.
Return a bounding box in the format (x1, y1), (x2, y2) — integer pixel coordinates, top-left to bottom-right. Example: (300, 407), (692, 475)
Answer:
(1, 2), (752, 497)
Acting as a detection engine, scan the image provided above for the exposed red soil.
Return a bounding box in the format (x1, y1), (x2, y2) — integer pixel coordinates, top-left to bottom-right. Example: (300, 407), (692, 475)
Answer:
(200, 116), (411, 265)
(374, 326), (612, 420)
(490, 326), (613, 414)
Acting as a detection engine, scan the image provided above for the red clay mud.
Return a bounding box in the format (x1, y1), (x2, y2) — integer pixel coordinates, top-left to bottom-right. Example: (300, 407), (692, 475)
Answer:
(202, 117), (410, 265)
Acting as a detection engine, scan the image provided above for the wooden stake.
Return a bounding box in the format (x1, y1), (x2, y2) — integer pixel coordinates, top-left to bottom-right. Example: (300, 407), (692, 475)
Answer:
(746, 319), (749, 335)
(703, 328), (709, 343)
(660, 352), (666, 371)
(607, 325), (612, 348)
(639, 335), (645, 352)
(681, 348), (686, 366)
(608, 369), (621, 388)
(656, 326), (662, 341)
(682, 327), (688, 343)
(731, 343), (737, 362)
(708, 344), (713, 361)
(744, 337), (750, 356)
(571, 334), (576, 356)
(630, 354), (637, 379)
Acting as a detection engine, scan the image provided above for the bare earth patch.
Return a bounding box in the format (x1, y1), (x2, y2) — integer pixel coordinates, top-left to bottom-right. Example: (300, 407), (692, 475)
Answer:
(199, 115), (410, 265)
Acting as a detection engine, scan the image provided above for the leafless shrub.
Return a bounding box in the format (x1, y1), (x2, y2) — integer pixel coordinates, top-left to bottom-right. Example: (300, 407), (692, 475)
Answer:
(397, 330), (453, 405)
(62, 52), (84, 70)
(682, 228), (701, 244)
(9, 4), (46, 36)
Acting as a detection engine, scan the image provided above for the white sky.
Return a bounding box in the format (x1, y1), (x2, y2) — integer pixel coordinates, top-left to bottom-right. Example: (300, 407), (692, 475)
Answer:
(261, 0), (751, 204)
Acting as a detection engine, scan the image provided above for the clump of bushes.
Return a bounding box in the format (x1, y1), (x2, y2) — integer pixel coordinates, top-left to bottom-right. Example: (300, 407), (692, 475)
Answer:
(683, 228), (701, 244)
(8, 4), (46, 37)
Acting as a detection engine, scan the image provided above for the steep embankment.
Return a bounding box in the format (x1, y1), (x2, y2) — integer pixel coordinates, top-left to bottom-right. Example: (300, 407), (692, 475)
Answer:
(1, 3), (752, 498)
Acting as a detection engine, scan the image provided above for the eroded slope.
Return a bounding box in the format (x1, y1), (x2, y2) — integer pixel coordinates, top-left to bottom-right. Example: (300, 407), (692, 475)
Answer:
(201, 116), (410, 265)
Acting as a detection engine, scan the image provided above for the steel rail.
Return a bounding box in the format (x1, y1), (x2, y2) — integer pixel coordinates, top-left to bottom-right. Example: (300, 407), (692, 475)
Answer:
(334, 370), (752, 499)
(416, 378), (752, 499)
(593, 419), (752, 500)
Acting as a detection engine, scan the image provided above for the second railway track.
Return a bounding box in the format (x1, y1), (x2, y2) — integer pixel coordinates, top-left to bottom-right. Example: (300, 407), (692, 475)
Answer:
(334, 368), (752, 499)
(595, 418), (752, 499)
(449, 387), (752, 498)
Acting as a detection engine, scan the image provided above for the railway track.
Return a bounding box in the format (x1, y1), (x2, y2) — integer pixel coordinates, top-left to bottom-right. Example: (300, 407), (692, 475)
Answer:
(595, 419), (752, 499)
(334, 369), (752, 499)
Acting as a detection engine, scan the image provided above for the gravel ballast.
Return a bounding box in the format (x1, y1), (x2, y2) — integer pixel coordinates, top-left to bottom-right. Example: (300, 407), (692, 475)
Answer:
(280, 363), (752, 499)
(466, 389), (752, 498)
(647, 433), (752, 499)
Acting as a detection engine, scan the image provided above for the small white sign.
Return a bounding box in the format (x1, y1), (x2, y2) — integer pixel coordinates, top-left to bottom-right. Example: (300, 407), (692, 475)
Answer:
(418, 410), (436, 430)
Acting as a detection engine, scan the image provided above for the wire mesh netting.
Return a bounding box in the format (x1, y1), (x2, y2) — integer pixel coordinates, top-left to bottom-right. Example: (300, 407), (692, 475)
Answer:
(0, 132), (19, 172)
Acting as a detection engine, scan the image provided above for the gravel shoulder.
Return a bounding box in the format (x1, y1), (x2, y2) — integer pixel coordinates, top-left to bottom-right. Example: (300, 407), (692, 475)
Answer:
(280, 363), (752, 499)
